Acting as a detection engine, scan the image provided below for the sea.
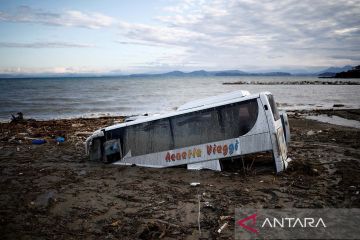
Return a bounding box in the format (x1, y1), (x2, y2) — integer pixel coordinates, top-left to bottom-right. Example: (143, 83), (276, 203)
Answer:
(0, 76), (359, 122)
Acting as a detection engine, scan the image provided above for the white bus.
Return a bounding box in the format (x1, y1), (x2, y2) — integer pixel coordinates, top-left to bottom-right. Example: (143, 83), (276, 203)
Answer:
(85, 90), (291, 173)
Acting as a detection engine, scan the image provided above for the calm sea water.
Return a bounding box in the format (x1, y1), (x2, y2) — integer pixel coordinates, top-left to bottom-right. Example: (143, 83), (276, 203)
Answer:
(0, 76), (359, 121)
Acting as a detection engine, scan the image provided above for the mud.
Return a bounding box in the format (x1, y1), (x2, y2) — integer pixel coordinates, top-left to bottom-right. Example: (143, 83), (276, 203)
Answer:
(0, 110), (359, 239)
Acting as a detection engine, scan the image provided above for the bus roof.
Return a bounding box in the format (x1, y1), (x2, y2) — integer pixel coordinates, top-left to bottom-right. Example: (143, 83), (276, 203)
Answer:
(177, 90), (250, 111)
(103, 91), (269, 132)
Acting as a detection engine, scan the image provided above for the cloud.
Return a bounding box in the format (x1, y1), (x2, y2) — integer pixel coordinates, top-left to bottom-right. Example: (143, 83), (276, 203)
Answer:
(121, 0), (360, 68)
(334, 27), (360, 36)
(0, 41), (95, 48)
(1, 1), (359, 71)
(118, 21), (208, 47)
(0, 66), (115, 74)
(0, 5), (115, 29)
(331, 55), (360, 61)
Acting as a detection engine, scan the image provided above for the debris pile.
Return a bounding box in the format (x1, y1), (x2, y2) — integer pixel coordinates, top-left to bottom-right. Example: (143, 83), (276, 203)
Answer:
(1, 113), (125, 147)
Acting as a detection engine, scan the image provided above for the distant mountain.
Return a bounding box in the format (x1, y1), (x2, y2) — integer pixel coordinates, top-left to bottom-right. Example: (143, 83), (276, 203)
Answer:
(187, 70), (212, 76)
(254, 72), (291, 76)
(163, 70), (186, 76)
(334, 65), (360, 78)
(213, 70), (248, 76)
(123, 70), (292, 78)
(0, 69), (296, 79)
(317, 65), (353, 75)
(318, 72), (337, 77)
(2, 65), (359, 79)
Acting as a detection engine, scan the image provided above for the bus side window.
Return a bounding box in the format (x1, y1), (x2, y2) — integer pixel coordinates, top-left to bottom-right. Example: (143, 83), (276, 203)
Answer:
(147, 119), (173, 154)
(123, 119), (173, 157)
(171, 109), (223, 149)
(220, 99), (259, 138)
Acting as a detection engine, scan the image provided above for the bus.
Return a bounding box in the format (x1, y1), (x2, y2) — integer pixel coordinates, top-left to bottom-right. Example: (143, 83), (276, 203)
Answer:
(85, 90), (291, 173)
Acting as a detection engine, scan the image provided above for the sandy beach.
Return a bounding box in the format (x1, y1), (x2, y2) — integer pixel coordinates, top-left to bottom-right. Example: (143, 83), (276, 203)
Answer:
(0, 109), (359, 239)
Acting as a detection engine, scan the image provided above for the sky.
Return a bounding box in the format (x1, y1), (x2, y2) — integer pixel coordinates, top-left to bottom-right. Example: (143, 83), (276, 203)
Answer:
(0, 0), (359, 75)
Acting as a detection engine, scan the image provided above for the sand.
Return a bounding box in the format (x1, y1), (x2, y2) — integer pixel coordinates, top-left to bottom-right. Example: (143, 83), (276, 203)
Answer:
(0, 110), (359, 239)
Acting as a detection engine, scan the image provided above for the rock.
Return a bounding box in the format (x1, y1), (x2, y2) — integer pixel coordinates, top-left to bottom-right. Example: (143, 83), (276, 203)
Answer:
(312, 168), (319, 176)
(110, 220), (121, 227)
(72, 123), (84, 128)
(190, 182), (200, 186)
(220, 216), (232, 221)
(34, 190), (57, 208)
(307, 130), (315, 136)
(204, 201), (213, 209)
(18, 132), (29, 136)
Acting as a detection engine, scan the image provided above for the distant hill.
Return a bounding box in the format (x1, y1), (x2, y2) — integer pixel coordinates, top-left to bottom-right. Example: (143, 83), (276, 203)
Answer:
(124, 70), (292, 78)
(318, 72), (337, 77)
(317, 65), (353, 77)
(188, 70), (213, 76)
(334, 65), (360, 78)
(5, 66), (360, 78)
(254, 72), (291, 76)
(321, 65), (353, 73)
(213, 70), (249, 76)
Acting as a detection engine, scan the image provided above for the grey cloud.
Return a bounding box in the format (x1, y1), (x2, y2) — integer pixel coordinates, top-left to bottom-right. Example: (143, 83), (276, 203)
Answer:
(0, 5), (115, 29)
(331, 55), (360, 61)
(116, 40), (167, 47)
(145, 0), (360, 67)
(0, 41), (95, 48)
(117, 21), (210, 48)
(2, 2), (359, 69)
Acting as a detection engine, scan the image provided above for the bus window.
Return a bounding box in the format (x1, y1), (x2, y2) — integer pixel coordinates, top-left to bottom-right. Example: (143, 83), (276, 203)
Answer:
(267, 94), (280, 121)
(220, 99), (259, 138)
(123, 119), (172, 156)
(171, 109), (223, 149)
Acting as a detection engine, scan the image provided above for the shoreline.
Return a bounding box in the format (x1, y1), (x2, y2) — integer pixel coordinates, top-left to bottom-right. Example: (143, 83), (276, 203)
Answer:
(0, 114), (128, 124)
(1, 108), (359, 238)
(1, 107), (359, 123)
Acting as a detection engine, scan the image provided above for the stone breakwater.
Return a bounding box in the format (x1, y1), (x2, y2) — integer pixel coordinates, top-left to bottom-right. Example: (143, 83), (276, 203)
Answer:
(223, 80), (360, 85)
